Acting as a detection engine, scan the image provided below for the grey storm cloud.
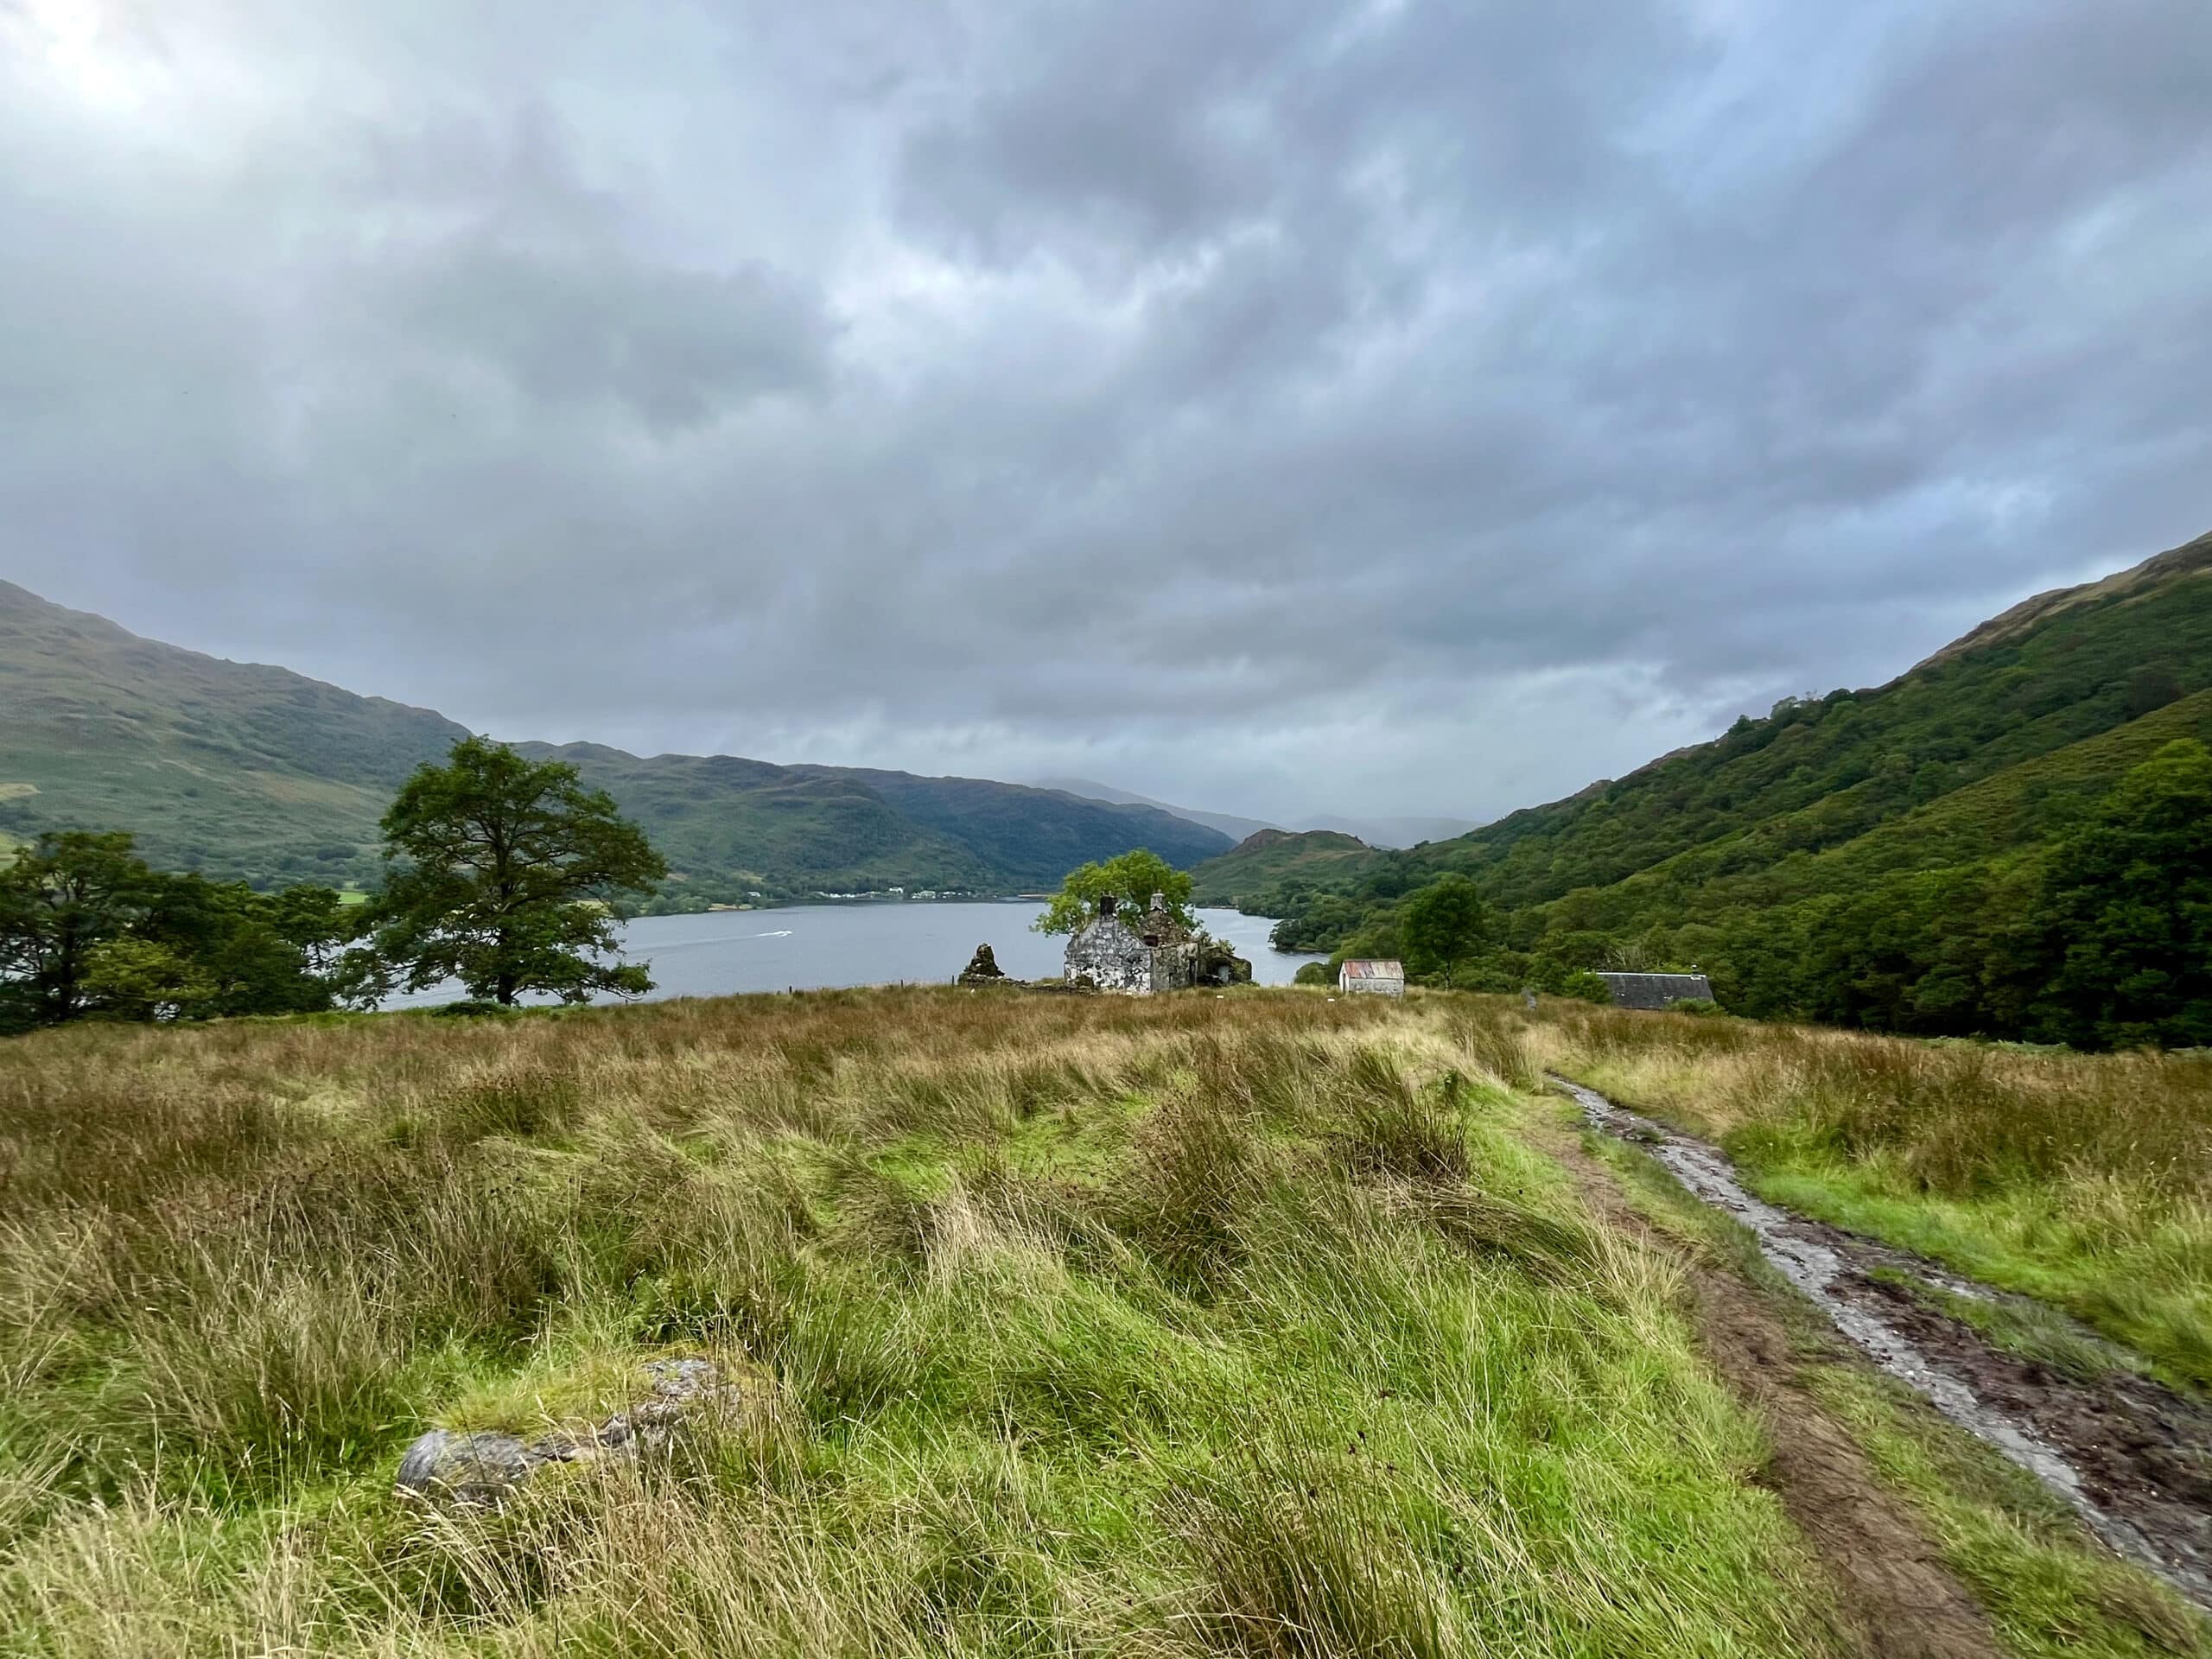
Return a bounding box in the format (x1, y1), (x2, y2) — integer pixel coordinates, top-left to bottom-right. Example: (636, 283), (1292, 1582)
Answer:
(1, 0), (2208, 823)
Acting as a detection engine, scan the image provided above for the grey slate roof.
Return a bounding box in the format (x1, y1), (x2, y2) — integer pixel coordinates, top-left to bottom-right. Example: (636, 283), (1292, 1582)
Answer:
(1595, 971), (1716, 1011)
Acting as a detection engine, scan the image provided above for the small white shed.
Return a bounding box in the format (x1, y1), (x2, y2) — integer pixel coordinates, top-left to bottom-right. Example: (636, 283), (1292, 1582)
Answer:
(1338, 959), (1406, 997)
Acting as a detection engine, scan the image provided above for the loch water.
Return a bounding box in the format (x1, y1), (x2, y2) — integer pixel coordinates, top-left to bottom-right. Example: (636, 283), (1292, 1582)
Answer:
(381, 902), (1323, 1008)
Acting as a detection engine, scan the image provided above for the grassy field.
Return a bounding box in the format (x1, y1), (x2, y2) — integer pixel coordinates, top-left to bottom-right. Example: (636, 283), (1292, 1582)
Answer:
(0, 989), (2200, 1656)
(1525, 1005), (2212, 1393)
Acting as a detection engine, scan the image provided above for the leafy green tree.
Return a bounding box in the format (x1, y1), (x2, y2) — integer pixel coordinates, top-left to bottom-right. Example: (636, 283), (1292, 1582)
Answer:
(1559, 969), (1612, 1004)
(0, 831), (163, 1030)
(2023, 740), (2212, 1050)
(1402, 874), (1489, 988)
(79, 938), (215, 1022)
(359, 737), (668, 1007)
(1033, 849), (1194, 936)
(265, 884), (354, 982)
(143, 875), (351, 1017)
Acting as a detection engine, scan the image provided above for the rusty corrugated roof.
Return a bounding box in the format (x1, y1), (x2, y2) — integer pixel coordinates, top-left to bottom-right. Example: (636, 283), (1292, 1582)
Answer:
(1340, 960), (1405, 980)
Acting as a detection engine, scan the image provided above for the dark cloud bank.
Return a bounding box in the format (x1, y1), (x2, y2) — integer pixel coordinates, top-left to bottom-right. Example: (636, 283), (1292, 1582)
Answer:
(3, 0), (2207, 824)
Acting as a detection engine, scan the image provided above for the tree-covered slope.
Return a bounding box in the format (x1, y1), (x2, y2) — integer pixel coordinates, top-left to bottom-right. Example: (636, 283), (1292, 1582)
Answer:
(1238, 528), (2212, 1041)
(0, 583), (1229, 899)
(1402, 528), (2212, 911)
(1191, 828), (1380, 903)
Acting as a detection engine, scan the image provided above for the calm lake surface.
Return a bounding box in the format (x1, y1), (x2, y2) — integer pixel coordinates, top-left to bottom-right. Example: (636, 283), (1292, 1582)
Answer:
(382, 903), (1322, 1009)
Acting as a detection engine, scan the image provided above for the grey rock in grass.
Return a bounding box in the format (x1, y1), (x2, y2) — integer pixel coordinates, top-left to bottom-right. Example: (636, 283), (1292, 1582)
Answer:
(395, 1357), (743, 1505)
(393, 1430), (546, 1503)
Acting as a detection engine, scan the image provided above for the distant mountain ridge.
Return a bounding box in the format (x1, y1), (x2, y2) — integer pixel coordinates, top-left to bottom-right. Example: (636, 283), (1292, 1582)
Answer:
(0, 582), (1230, 900)
(1031, 776), (1478, 850)
(1192, 827), (1376, 905)
(1028, 779), (1277, 846)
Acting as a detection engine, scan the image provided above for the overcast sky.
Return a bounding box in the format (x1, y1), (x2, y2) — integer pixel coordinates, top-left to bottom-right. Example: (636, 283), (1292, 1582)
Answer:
(3, 0), (2208, 825)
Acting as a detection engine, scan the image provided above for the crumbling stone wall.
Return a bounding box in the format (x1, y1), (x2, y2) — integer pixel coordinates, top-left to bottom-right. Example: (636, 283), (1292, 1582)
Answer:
(1065, 916), (1156, 993)
(1063, 903), (1200, 995)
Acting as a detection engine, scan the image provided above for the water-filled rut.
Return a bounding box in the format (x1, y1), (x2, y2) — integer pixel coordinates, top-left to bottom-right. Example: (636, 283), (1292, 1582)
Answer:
(1550, 1073), (2212, 1615)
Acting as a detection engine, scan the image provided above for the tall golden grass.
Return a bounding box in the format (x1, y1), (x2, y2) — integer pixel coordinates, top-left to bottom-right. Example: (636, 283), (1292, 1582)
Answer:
(0, 988), (1856, 1656)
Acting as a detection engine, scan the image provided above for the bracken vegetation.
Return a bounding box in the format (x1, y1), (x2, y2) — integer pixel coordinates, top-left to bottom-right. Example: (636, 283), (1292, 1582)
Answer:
(0, 988), (2200, 1656)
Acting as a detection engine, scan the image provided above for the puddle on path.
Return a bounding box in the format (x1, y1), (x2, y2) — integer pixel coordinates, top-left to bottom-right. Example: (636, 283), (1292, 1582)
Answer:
(1551, 1073), (2212, 1616)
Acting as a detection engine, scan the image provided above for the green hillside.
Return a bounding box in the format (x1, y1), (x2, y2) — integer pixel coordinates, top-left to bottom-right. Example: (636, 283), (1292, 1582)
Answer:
(1223, 528), (2212, 1040)
(1191, 827), (1380, 903)
(0, 581), (467, 887)
(0, 583), (1229, 900)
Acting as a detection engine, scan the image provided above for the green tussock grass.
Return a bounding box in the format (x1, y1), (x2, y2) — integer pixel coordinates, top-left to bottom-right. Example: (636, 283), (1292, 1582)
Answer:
(0, 988), (1849, 1656)
(1806, 1367), (2211, 1659)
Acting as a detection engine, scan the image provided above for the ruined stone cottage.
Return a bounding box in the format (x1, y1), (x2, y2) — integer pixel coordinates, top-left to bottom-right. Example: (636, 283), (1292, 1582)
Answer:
(1594, 971), (1717, 1010)
(1064, 892), (1201, 995)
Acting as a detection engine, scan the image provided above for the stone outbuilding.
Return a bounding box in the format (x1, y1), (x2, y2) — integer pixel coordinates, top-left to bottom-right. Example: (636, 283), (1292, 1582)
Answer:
(1338, 959), (1406, 996)
(1064, 893), (1201, 995)
(1594, 971), (1716, 1010)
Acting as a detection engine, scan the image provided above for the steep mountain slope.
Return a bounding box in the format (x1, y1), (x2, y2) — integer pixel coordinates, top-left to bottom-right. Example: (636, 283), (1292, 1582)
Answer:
(1392, 528), (2212, 912)
(0, 581), (467, 883)
(1217, 526), (2212, 1032)
(1191, 828), (1380, 903)
(0, 583), (1229, 896)
(1370, 530), (2212, 893)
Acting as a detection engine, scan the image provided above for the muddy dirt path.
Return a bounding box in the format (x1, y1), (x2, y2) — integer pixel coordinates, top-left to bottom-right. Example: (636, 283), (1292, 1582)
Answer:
(1550, 1073), (2212, 1618)
(1529, 1109), (2005, 1659)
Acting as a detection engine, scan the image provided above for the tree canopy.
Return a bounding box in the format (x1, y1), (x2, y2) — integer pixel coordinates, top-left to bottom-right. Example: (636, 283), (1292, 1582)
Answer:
(1401, 874), (1488, 988)
(0, 832), (161, 1028)
(358, 737), (667, 1007)
(0, 831), (350, 1032)
(2023, 739), (2212, 1050)
(1033, 849), (1196, 937)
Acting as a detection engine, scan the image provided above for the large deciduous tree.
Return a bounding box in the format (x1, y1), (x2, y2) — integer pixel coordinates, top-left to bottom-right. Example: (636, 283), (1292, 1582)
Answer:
(1402, 874), (1489, 988)
(361, 737), (667, 1007)
(1033, 849), (1195, 937)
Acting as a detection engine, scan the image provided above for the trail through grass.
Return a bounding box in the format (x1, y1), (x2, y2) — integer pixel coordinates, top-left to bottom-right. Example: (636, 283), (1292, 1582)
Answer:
(1522, 1002), (2212, 1393)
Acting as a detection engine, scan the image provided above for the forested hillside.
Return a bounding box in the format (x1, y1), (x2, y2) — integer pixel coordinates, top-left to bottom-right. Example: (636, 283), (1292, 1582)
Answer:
(1191, 827), (1379, 902)
(0, 584), (1227, 900)
(1211, 529), (2212, 1046)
